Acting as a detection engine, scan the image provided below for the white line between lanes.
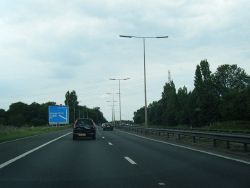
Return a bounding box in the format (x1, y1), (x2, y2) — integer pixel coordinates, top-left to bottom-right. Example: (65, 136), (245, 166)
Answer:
(118, 130), (250, 165)
(158, 182), (166, 186)
(0, 132), (72, 169)
(108, 142), (113, 145)
(124, 156), (137, 165)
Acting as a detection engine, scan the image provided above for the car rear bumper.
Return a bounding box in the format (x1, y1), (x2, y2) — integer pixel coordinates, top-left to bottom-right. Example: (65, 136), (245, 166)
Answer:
(74, 132), (95, 136)
(73, 130), (96, 138)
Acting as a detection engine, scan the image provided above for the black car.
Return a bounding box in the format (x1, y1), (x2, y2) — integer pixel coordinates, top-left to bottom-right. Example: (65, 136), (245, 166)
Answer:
(102, 123), (114, 131)
(73, 118), (96, 140)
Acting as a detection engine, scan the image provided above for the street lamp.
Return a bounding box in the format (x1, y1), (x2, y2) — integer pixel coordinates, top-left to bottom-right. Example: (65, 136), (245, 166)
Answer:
(109, 78), (130, 125)
(106, 101), (117, 123)
(120, 35), (168, 128)
(106, 93), (118, 125)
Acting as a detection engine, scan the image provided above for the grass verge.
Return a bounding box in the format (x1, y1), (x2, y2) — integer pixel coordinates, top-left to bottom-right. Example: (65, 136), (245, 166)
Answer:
(148, 121), (250, 133)
(208, 121), (250, 133)
(0, 125), (71, 143)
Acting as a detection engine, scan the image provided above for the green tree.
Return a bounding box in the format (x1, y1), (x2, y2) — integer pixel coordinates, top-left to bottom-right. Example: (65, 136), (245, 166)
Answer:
(64, 90), (79, 123)
(213, 64), (250, 96)
(0, 109), (6, 125)
(133, 107), (144, 124)
(82, 106), (107, 123)
(8, 114), (26, 127)
(7, 102), (29, 126)
(219, 86), (250, 121)
(192, 59), (219, 126)
(194, 65), (203, 91)
(176, 86), (189, 125)
(27, 102), (41, 125)
(161, 81), (178, 126)
(133, 60), (250, 127)
(148, 101), (162, 125)
(200, 59), (211, 81)
(213, 64), (250, 121)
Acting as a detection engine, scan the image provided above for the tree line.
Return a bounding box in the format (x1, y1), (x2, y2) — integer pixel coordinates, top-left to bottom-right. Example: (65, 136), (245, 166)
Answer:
(133, 60), (250, 127)
(64, 90), (107, 124)
(0, 90), (107, 127)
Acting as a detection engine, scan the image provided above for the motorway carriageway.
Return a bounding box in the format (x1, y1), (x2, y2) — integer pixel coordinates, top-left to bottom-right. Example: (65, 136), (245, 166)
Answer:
(0, 127), (249, 188)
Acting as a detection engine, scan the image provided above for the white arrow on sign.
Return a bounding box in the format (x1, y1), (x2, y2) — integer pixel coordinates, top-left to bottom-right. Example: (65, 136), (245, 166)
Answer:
(58, 115), (67, 120)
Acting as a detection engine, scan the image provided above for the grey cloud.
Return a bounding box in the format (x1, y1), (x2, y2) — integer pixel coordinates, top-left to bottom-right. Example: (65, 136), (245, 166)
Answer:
(0, 0), (250, 120)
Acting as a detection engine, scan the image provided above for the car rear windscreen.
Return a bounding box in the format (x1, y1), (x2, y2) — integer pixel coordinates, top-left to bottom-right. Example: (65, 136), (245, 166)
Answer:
(76, 119), (93, 127)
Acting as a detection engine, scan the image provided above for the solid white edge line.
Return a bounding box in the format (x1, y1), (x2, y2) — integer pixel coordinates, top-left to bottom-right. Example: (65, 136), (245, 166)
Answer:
(108, 142), (113, 145)
(118, 130), (250, 165)
(0, 132), (72, 169)
(124, 156), (137, 165)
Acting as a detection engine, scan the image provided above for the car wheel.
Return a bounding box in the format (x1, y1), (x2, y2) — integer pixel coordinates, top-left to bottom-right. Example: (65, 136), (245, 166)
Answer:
(73, 135), (77, 140)
(92, 135), (96, 140)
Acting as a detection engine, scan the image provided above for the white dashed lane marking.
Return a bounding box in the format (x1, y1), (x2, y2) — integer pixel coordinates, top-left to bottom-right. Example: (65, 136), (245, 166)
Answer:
(108, 142), (113, 146)
(158, 182), (166, 186)
(124, 156), (137, 165)
(118, 130), (250, 165)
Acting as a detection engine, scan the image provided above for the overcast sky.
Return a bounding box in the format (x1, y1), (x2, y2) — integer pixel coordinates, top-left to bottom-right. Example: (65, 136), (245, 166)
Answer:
(0, 0), (249, 121)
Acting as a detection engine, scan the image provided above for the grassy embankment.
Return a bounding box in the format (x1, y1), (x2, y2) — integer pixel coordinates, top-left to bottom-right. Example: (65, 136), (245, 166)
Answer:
(148, 121), (250, 133)
(0, 125), (71, 143)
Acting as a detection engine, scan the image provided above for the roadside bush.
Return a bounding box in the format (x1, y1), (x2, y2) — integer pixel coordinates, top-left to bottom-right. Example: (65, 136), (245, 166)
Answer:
(8, 114), (26, 127)
(30, 118), (47, 126)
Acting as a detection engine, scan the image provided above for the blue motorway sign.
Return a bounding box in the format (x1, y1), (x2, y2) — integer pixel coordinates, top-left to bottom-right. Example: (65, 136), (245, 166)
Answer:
(48, 106), (69, 125)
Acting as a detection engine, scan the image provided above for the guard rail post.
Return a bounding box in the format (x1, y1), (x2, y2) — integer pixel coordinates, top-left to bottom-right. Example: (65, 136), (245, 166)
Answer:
(213, 139), (217, 147)
(226, 141), (230, 149)
(244, 143), (248, 152)
(192, 136), (196, 143)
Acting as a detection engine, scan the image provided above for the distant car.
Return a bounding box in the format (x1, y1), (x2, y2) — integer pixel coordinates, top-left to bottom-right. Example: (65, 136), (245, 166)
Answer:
(101, 123), (106, 128)
(73, 118), (96, 140)
(102, 123), (114, 131)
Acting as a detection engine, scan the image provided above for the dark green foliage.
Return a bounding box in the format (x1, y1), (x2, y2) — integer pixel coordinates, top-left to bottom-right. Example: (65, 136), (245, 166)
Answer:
(133, 107), (144, 124)
(192, 60), (219, 126)
(161, 81), (178, 126)
(213, 64), (250, 96)
(5, 101), (56, 126)
(194, 65), (203, 91)
(219, 87), (250, 121)
(65, 90), (79, 123)
(213, 64), (250, 122)
(2, 91), (107, 127)
(64, 91), (107, 124)
(133, 60), (250, 127)
(176, 87), (190, 125)
(200, 59), (211, 81)
(30, 118), (47, 126)
(82, 106), (107, 124)
(0, 109), (6, 125)
(8, 114), (26, 127)
(7, 102), (29, 126)
(148, 101), (162, 125)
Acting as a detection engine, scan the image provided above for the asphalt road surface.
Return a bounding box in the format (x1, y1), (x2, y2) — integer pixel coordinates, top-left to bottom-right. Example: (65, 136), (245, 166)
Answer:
(0, 127), (249, 188)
